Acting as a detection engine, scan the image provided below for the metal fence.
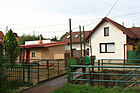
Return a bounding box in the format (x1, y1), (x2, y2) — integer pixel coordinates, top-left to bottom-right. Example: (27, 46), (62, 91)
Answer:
(68, 59), (140, 88)
(2, 58), (67, 86)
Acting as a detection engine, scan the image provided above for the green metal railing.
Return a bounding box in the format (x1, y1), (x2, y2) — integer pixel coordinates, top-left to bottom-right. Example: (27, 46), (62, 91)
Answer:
(1, 58), (67, 87)
(68, 59), (140, 88)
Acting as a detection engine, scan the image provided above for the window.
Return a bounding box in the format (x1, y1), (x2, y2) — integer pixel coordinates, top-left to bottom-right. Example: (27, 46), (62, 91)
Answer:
(104, 27), (109, 36)
(100, 43), (115, 53)
(75, 34), (79, 38)
(67, 35), (70, 39)
(81, 34), (85, 38)
(31, 52), (36, 57)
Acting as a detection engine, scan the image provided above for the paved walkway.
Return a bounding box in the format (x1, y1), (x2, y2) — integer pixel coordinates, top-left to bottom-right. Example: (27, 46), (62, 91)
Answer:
(23, 75), (67, 93)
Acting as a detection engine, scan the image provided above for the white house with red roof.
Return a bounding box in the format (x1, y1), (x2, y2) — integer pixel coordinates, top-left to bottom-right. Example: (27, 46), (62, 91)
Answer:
(86, 17), (140, 60)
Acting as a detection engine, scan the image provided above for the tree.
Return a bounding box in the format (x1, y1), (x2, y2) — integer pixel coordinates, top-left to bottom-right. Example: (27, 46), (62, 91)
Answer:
(3, 29), (18, 65)
(0, 43), (7, 93)
(18, 34), (41, 45)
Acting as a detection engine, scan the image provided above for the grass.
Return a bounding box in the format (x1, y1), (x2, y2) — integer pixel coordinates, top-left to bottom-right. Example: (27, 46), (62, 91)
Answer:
(54, 84), (140, 93)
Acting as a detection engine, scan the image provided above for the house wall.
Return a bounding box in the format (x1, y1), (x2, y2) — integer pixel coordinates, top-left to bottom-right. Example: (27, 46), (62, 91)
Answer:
(48, 45), (65, 59)
(90, 21), (127, 59)
(65, 43), (89, 50)
(29, 45), (65, 62)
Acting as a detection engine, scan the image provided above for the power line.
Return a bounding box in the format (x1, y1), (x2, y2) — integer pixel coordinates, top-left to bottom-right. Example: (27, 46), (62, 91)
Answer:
(105, 0), (119, 17)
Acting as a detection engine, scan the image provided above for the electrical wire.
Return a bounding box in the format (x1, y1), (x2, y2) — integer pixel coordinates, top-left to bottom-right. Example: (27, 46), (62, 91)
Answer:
(105, 0), (119, 17)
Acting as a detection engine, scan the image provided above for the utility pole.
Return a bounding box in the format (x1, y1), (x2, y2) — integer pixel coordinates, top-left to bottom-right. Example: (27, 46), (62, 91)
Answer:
(79, 25), (82, 57)
(33, 31), (35, 41)
(69, 19), (73, 57)
(90, 35), (92, 56)
(83, 26), (86, 56)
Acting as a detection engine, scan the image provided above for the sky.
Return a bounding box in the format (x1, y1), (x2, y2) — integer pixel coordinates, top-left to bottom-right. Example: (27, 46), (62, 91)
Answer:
(0, 0), (140, 39)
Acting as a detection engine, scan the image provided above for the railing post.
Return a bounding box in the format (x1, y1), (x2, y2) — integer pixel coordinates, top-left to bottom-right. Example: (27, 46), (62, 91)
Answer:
(68, 67), (71, 83)
(101, 59), (103, 71)
(58, 60), (59, 76)
(46, 60), (49, 79)
(27, 63), (30, 84)
(88, 66), (91, 85)
(98, 60), (100, 72)
(22, 47), (25, 83)
(37, 61), (39, 83)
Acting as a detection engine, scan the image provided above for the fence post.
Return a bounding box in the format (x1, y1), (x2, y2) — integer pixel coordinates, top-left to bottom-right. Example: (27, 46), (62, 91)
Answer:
(46, 60), (49, 79)
(98, 60), (100, 72)
(27, 64), (30, 84)
(37, 61), (39, 83)
(68, 67), (71, 83)
(101, 59), (103, 71)
(88, 66), (91, 85)
(58, 60), (59, 76)
(22, 47), (25, 83)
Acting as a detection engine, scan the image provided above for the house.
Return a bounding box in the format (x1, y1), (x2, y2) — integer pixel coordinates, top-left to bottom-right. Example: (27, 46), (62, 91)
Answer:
(85, 17), (140, 60)
(19, 40), (66, 63)
(61, 31), (91, 58)
(0, 31), (4, 43)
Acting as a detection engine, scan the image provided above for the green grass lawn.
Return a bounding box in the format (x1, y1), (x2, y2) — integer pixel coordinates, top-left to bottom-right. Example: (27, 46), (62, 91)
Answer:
(54, 84), (140, 93)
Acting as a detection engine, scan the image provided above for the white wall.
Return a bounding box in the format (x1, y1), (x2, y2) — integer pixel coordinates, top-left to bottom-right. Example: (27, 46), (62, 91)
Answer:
(65, 43), (89, 50)
(25, 40), (52, 45)
(90, 21), (127, 59)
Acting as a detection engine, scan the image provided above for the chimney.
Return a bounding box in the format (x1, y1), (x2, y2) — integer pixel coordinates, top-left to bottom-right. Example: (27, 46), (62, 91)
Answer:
(38, 40), (43, 44)
(122, 22), (124, 26)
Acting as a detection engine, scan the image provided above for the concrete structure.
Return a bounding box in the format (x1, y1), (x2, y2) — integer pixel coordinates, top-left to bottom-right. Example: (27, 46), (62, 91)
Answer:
(86, 17), (140, 60)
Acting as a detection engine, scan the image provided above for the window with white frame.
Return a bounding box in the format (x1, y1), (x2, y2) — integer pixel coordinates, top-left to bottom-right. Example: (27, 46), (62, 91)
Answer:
(100, 43), (115, 53)
(31, 51), (36, 57)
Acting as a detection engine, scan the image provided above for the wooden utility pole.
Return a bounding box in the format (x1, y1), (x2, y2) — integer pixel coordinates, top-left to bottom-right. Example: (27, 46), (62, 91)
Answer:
(79, 25), (82, 57)
(69, 19), (73, 57)
(90, 35), (92, 56)
(83, 26), (86, 56)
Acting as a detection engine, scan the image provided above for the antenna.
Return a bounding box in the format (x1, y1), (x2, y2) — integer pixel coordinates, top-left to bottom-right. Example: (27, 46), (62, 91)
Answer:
(132, 19), (135, 27)
(5, 26), (8, 35)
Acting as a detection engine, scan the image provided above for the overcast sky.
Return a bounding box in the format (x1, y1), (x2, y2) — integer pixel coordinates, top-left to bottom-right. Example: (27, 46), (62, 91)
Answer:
(0, 0), (140, 38)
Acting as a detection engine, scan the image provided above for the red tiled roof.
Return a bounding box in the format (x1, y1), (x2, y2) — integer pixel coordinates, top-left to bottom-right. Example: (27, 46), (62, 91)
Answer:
(128, 27), (140, 39)
(20, 41), (67, 48)
(85, 17), (137, 40)
(62, 31), (91, 43)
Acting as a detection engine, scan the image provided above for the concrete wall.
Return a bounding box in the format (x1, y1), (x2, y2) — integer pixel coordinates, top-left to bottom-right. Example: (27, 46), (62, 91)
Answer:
(90, 21), (127, 59)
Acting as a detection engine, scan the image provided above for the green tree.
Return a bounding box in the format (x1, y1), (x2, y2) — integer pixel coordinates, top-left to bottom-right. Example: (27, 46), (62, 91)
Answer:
(18, 34), (41, 45)
(3, 29), (18, 65)
(0, 43), (7, 93)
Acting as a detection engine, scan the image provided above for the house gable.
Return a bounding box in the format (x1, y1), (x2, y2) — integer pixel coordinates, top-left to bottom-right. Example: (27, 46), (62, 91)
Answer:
(86, 17), (137, 41)
(90, 20), (127, 59)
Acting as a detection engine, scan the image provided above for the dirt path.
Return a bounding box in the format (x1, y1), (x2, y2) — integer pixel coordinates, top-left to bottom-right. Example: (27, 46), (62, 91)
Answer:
(22, 75), (67, 93)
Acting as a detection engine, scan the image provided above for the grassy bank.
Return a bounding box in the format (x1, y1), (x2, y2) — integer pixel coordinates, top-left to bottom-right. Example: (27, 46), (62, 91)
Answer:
(54, 84), (140, 93)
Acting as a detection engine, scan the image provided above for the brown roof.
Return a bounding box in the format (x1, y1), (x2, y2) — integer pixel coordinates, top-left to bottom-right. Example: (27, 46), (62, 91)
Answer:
(0, 31), (4, 42)
(62, 31), (91, 43)
(128, 27), (140, 39)
(85, 17), (137, 40)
